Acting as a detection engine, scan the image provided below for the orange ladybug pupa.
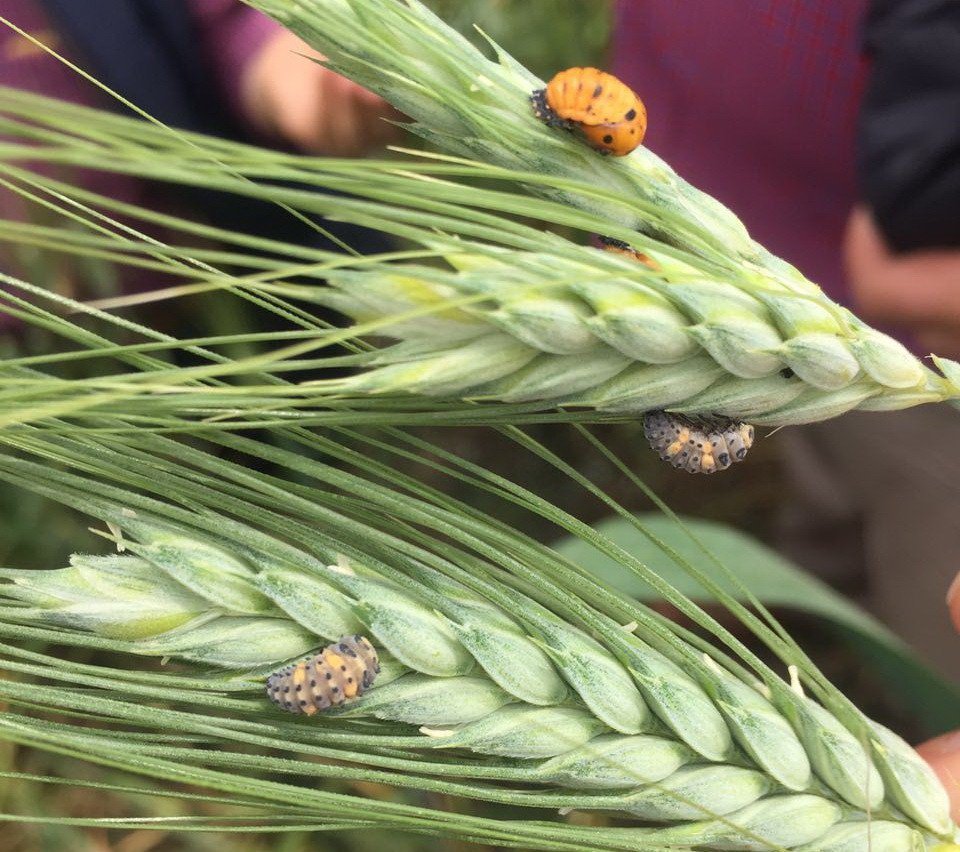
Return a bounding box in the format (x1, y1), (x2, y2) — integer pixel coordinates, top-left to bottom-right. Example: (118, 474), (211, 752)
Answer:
(531, 67), (647, 156)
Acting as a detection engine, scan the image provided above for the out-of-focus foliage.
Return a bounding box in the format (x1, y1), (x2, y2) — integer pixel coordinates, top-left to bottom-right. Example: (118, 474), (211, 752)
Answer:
(556, 513), (960, 734)
(424, 0), (614, 76)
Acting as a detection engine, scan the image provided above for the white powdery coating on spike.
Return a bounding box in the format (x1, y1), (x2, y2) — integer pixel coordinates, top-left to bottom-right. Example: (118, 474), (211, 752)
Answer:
(535, 734), (693, 790)
(533, 622), (649, 735)
(869, 720), (953, 836)
(46, 522), (955, 837)
(706, 668), (812, 791)
(337, 673), (512, 725)
(651, 794), (842, 849)
(849, 328), (926, 388)
(245, 0), (955, 431)
(779, 693), (885, 810)
(793, 820), (925, 852)
(622, 765), (772, 821)
(447, 615), (568, 706)
(621, 640), (733, 761)
(429, 705), (607, 758)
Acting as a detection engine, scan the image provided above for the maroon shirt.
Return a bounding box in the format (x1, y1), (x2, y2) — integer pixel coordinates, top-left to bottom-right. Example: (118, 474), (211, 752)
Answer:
(0, 0), (278, 215)
(614, 0), (869, 304)
(0, 1), (280, 325)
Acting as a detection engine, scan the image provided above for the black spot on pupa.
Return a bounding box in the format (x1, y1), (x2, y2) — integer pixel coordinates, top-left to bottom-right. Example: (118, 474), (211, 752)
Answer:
(592, 84), (603, 97)
(602, 134), (614, 144)
(624, 108), (637, 121)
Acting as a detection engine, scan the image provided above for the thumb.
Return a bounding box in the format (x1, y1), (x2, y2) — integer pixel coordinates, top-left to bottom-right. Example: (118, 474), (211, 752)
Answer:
(913, 569), (960, 824)
(949, 571), (960, 634)
(915, 732), (960, 826)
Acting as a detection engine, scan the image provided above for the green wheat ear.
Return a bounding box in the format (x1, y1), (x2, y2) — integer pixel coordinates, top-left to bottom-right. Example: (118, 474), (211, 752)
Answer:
(239, 0), (960, 427)
(2, 518), (951, 850)
(310, 249), (956, 426)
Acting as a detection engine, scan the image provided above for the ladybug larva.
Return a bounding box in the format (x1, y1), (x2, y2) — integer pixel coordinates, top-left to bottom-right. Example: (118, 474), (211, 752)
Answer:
(266, 634), (380, 715)
(531, 67), (647, 156)
(598, 235), (659, 270)
(643, 410), (755, 474)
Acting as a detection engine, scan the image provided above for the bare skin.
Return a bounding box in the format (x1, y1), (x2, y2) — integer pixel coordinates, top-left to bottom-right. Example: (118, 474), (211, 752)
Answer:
(910, 574), (960, 820)
(845, 207), (960, 360)
(243, 39), (960, 812)
(241, 29), (402, 156)
(845, 206), (960, 819)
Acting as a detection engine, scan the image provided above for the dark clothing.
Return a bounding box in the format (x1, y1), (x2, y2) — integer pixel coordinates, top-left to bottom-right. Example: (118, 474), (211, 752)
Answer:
(613, 0), (868, 306)
(42, 0), (239, 137)
(28, 0), (389, 253)
(859, 0), (960, 252)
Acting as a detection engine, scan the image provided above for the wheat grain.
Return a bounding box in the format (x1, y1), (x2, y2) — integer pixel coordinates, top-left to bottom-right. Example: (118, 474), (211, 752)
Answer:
(3, 524), (954, 849)
(236, 0), (960, 427)
(313, 255), (957, 427)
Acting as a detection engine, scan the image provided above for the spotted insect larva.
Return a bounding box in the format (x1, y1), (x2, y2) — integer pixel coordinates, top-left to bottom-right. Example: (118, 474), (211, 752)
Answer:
(643, 410), (755, 474)
(266, 634), (380, 715)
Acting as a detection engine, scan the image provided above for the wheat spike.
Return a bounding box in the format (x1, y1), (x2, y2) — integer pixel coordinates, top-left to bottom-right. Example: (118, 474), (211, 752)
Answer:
(311, 253), (957, 427)
(239, 0), (960, 430)
(3, 522), (954, 850)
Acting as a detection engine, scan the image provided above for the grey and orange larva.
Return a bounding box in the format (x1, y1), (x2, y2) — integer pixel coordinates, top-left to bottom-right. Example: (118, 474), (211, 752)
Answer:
(598, 235), (659, 270)
(266, 634), (380, 715)
(643, 410), (755, 474)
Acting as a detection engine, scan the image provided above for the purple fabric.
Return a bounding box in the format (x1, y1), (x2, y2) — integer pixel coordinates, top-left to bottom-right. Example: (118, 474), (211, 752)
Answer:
(0, 2), (136, 222)
(0, 1), (280, 328)
(189, 0), (282, 127)
(614, 0), (869, 304)
(0, 1), (278, 117)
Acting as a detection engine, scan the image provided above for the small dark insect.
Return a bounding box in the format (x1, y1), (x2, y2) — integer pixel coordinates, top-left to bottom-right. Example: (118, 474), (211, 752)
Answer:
(598, 235), (660, 270)
(643, 410), (755, 474)
(266, 634), (380, 716)
(531, 67), (646, 156)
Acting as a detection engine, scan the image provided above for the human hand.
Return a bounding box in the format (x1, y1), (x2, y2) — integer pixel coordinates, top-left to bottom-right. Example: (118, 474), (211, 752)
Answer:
(242, 29), (402, 157)
(844, 207), (960, 359)
(912, 574), (960, 822)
